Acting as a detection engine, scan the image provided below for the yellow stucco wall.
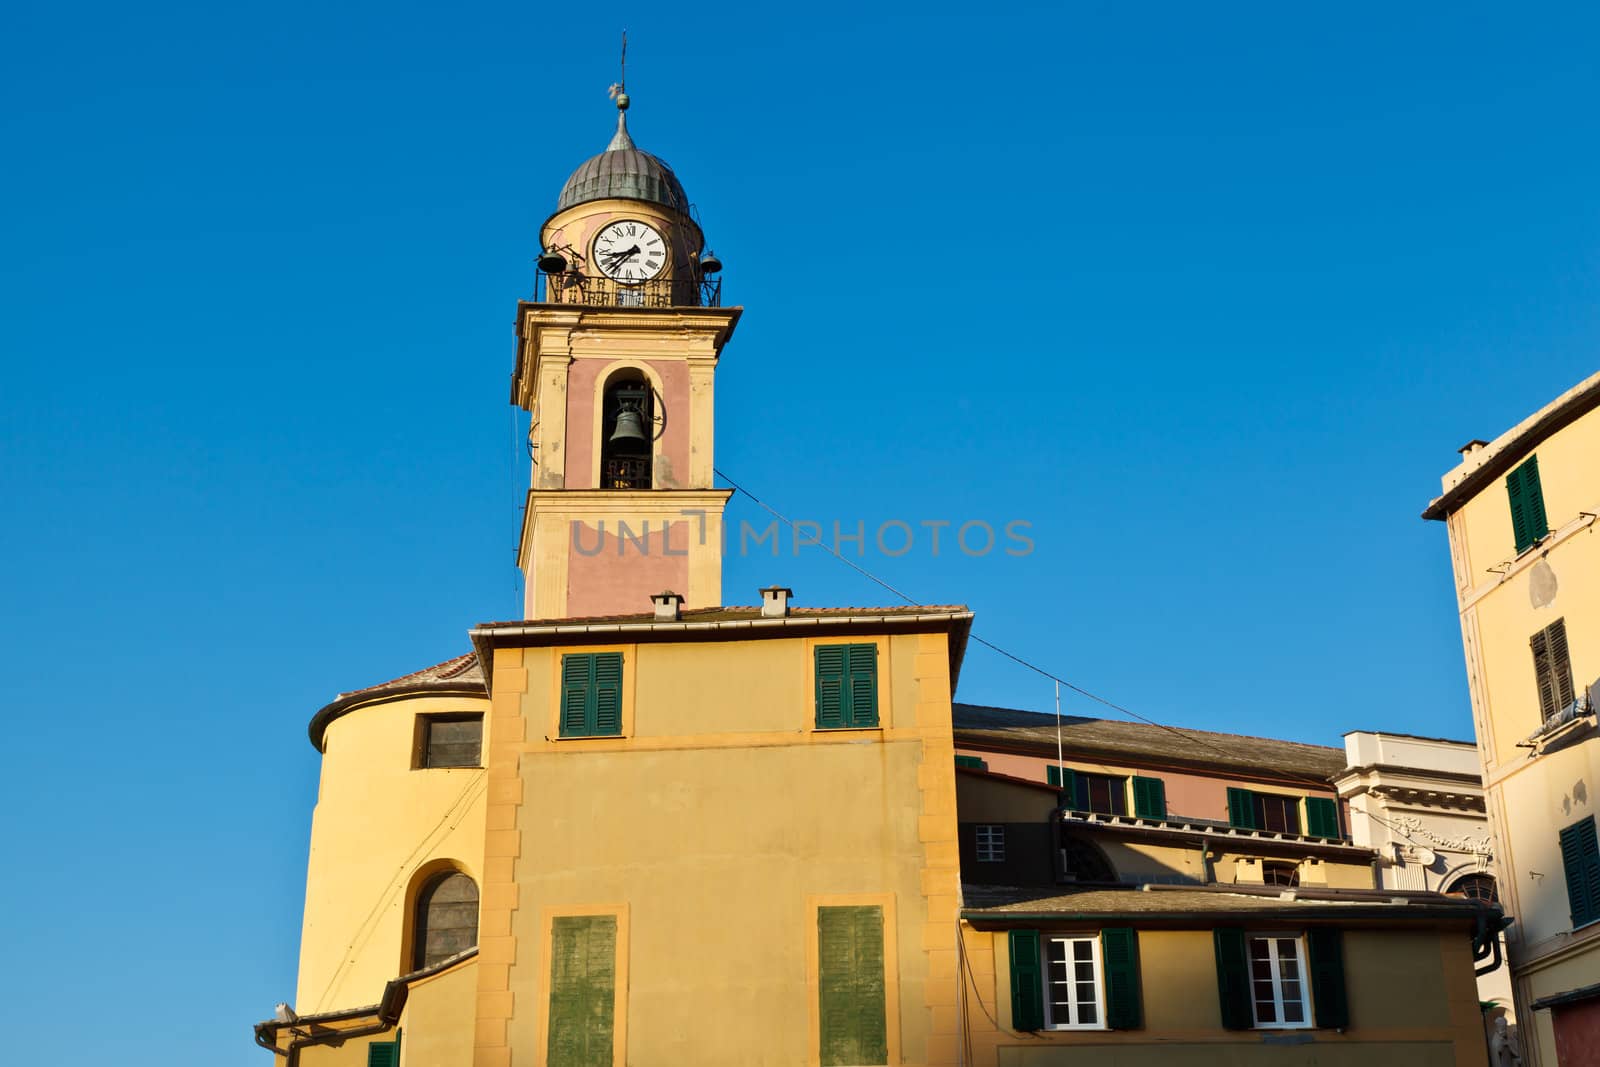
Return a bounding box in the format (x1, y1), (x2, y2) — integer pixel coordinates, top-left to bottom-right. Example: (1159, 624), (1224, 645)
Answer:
(400, 958), (480, 1067)
(297, 694), (490, 1012)
(1436, 389), (1600, 1067)
(473, 630), (964, 1067)
(967, 924), (1486, 1067)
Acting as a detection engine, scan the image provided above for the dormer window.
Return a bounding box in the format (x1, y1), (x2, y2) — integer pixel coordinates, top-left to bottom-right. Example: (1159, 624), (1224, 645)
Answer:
(601, 378), (652, 489)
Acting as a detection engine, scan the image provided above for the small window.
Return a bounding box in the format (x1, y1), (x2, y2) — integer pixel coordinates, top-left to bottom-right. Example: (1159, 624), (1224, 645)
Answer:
(1506, 455), (1549, 553)
(1044, 936), (1105, 1029)
(367, 1036), (401, 1067)
(1065, 772), (1127, 816)
(416, 713), (482, 768)
(1447, 873), (1498, 904)
(559, 652), (624, 737)
(412, 871), (479, 970)
(1247, 935), (1311, 1028)
(1227, 788), (1303, 834)
(814, 644), (878, 729)
(1559, 816), (1600, 928)
(1262, 862), (1300, 888)
(977, 824), (1005, 862)
(1531, 619), (1577, 722)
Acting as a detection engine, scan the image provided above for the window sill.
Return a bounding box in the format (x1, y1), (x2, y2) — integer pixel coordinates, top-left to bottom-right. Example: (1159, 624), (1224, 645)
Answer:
(552, 733), (627, 741)
(413, 765), (485, 771)
(1252, 1024), (1314, 1031)
(1045, 1025), (1109, 1032)
(811, 725), (883, 734)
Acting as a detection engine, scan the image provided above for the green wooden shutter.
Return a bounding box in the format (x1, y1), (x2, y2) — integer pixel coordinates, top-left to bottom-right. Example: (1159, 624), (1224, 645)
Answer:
(815, 646), (847, 729)
(1226, 788), (1258, 830)
(1305, 797), (1339, 839)
(1507, 456), (1549, 553)
(1101, 927), (1142, 1029)
(844, 644), (879, 727)
(548, 915), (617, 1067)
(560, 654), (594, 737)
(591, 652), (623, 735)
(817, 905), (888, 1066)
(1560, 817), (1600, 927)
(1131, 777), (1167, 820)
(955, 755), (987, 770)
(1046, 764), (1061, 787)
(1307, 928), (1349, 1029)
(1213, 928), (1253, 1030)
(1058, 768), (1081, 811)
(1007, 929), (1045, 1031)
(367, 1039), (399, 1067)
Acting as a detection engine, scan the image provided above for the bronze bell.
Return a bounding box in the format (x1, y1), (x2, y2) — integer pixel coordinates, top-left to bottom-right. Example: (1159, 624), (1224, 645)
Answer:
(699, 250), (722, 274)
(537, 250), (567, 274)
(609, 407), (650, 452)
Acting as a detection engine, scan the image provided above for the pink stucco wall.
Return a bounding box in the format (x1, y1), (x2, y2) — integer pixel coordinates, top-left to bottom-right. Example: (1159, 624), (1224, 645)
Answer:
(957, 747), (1341, 827)
(566, 519), (692, 618)
(564, 357), (694, 490)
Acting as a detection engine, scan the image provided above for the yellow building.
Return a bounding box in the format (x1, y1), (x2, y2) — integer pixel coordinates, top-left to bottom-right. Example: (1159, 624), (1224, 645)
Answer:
(256, 85), (1507, 1067)
(1423, 370), (1600, 1066)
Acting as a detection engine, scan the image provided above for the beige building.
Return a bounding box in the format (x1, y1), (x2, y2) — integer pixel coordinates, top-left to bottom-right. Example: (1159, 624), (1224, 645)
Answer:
(1334, 731), (1514, 1027)
(1424, 369), (1600, 1065)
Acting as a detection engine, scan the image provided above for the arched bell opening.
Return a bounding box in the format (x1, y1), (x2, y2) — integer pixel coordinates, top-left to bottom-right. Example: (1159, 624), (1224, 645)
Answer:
(600, 375), (654, 489)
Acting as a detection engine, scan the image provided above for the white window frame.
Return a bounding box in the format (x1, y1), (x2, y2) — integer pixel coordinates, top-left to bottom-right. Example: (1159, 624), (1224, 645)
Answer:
(976, 824), (1005, 862)
(1246, 934), (1313, 1030)
(1042, 935), (1107, 1030)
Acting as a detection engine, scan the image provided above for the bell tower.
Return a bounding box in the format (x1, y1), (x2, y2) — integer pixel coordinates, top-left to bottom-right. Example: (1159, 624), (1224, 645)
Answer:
(512, 85), (739, 620)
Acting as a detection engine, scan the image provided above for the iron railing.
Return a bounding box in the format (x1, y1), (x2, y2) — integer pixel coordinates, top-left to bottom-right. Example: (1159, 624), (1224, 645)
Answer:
(534, 269), (721, 309)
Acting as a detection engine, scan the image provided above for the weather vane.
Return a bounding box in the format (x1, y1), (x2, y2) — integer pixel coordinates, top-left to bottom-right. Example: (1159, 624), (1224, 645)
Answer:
(608, 30), (629, 109)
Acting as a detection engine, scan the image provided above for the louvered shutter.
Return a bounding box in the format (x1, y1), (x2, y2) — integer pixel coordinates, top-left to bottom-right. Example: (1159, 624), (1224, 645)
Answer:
(1307, 928), (1349, 1028)
(1101, 927), (1142, 1029)
(817, 906), (887, 1067)
(955, 755), (987, 770)
(367, 1040), (399, 1067)
(1508, 457), (1548, 552)
(1305, 797), (1340, 840)
(548, 916), (617, 1067)
(1226, 788), (1257, 830)
(1560, 817), (1600, 927)
(815, 646), (847, 729)
(591, 652), (623, 735)
(561, 654), (594, 737)
(1046, 764), (1061, 787)
(1532, 628), (1559, 721)
(845, 644), (879, 727)
(1131, 777), (1167, 820)
(1007, 929), (1045, 1031)
(1213, 928), (1253, 1030)
(1549, 620), (1577, 711)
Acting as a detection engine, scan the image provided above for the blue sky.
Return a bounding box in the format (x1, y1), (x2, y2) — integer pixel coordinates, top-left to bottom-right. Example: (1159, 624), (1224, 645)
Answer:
(3, 2), (1598, 1062)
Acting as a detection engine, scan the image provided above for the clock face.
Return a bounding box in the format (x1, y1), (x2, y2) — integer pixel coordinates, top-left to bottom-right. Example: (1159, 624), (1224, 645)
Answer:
(592, 220), (667, 283)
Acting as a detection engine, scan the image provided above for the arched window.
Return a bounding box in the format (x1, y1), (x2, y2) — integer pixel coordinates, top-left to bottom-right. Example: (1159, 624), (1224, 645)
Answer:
(1447, 872), (1498, 904)
(1059, 832), (1117, 882)
(600, 377), (653, 490)
(412, 870), (479, 970)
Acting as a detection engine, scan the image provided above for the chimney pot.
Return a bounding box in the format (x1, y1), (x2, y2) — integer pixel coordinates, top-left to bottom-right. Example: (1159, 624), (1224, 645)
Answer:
(651, 591), (684, 622)
(759, 585), (794, 618)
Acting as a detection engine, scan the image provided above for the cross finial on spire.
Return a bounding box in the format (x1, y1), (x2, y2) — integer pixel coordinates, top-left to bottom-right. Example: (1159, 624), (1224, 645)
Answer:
(607, 30), (629, 111)
(605, 29), (634, 150)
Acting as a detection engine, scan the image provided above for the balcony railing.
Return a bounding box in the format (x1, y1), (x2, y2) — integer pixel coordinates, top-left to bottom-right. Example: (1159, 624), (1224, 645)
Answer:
(534, 269), (721, 309)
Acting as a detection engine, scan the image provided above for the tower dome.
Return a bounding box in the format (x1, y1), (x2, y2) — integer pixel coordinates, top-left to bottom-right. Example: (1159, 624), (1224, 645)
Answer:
(556, 107), (690, 215)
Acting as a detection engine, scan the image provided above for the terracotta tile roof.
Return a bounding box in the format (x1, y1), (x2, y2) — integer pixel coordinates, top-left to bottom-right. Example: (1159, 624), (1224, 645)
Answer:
(953, 702), (1345, 784)
(474, 604), (967, 627)
(960, 884), (1491, 922)
(309, 652), (486, 750)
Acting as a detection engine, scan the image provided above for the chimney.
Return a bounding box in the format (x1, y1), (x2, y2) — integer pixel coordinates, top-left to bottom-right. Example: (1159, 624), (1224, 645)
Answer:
(759, 586), (794, 618)
(651, 591), (684, 622)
